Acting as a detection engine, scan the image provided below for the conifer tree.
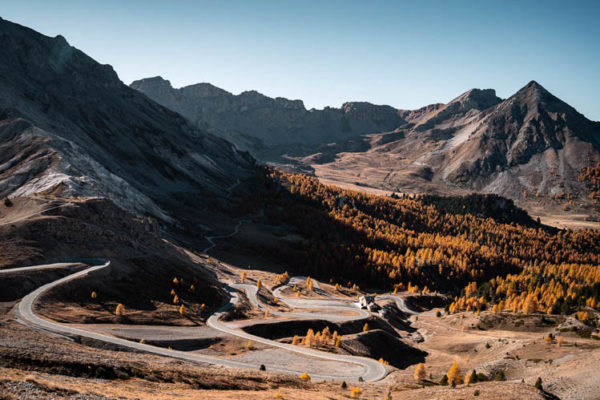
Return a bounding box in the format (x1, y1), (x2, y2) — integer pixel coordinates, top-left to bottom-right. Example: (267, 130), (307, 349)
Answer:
(414, 363), (426, 382)
(447, 362), (463, 385)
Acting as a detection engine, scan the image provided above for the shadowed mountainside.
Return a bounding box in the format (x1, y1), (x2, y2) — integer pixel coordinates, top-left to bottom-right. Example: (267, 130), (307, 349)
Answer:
(130, 76), (406, 151)
(0, 17), (258, 225)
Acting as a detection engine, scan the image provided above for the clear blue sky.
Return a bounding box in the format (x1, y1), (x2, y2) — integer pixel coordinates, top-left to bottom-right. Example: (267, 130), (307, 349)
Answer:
(1, 0), (599, 120)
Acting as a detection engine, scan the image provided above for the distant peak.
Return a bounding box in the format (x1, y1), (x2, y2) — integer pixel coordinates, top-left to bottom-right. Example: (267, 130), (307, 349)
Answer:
(130, 76), (172, 90)
(135, 76), (170, 84)
(526, 80), (543, 88)
(448, 88), (502, 111)
(240, 89), (264, 97)
(518, 80), (549, 95)
(181, 82), (232, 97)
(509, 80), (556, 105)
(456, 88), (497, 100)
(54, 34), (68, 44)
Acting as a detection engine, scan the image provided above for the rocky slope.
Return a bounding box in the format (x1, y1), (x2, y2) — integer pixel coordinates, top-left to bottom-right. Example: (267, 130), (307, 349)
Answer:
(130, 76), (405, 150)
(300, 82), (600, 222)
(359, 81), (600, 198)
(0, 17), (258, 224)
(436, 81), (600, 198)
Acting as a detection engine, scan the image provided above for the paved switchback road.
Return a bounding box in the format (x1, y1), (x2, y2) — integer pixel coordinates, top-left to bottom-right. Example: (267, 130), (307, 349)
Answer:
(8, 260), (388, 382)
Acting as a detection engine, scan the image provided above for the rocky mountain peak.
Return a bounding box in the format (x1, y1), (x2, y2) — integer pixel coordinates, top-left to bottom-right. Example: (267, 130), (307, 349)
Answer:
(182, 82), (232, 98)
(496, 80), (593, 131)
(341, 102), (403, 124)
(274, 97), (305, 110)
(523, 80), (546, 91)
(131, 76), (172, 90)
(447, 88), (502, 112)
(0, 18), (120, 89)
(509, 80), (555, 107)
(129, 76), (176, 101)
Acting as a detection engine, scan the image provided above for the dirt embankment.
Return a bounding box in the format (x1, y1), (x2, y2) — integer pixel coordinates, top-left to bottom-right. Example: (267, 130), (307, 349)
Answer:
(0, 264), (86, 301)
(343, 329), (427, 369)
(242, 316), (397, 339)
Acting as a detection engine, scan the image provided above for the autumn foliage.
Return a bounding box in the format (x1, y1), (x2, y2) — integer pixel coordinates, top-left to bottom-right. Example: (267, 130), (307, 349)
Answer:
(295, 326), (340, 349)
(414, 362), (426, 382)
(578, 161), (600, 202)
(115, 303), (125, 316)
(249, 171), (600, 317)
(350, 386), (362, 398)
(447, 362), (463, 385)
(298, 372), (311, 381)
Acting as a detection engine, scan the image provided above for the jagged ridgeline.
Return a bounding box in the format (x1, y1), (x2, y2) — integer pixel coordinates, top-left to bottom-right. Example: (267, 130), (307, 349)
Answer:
(131, 76), (405, 148)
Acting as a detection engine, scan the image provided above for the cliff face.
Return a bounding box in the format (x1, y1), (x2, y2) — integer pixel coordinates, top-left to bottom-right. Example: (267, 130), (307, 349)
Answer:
(0, 18), (258, 222)
(131, 76), (406, 148)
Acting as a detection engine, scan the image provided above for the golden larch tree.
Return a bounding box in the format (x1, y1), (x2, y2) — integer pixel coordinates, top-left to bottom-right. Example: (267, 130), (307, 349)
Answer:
(447, 362), (463, 385)
(299, 372), (310, 381)
(414, 362), (426, 382)
(350, 386), (362, 398)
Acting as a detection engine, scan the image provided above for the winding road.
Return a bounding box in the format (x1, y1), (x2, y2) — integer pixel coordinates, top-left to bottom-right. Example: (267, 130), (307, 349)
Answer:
(3, 215), (420, 383)
(244, 283), (370, 322)
(207, 284), (385, 381)
(9, 261), (299, 373)
(3, 258), (417, 382)
(202, 220), (243, 254)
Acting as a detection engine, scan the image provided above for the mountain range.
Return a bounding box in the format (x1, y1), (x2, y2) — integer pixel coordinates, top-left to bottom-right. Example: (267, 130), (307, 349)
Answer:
(0, 15), (598, 231)
(132, 76), (600, 219)
(130, 76), (404, 149)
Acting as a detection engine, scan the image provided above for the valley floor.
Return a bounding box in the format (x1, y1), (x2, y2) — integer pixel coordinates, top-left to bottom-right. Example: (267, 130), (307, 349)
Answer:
(303, 160), (600, 230)
(2, 255), (600, 399)
(1, 195), (598, 399)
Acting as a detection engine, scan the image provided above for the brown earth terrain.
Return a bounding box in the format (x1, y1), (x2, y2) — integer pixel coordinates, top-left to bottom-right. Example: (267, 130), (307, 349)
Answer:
(3, 229), (599, 399)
